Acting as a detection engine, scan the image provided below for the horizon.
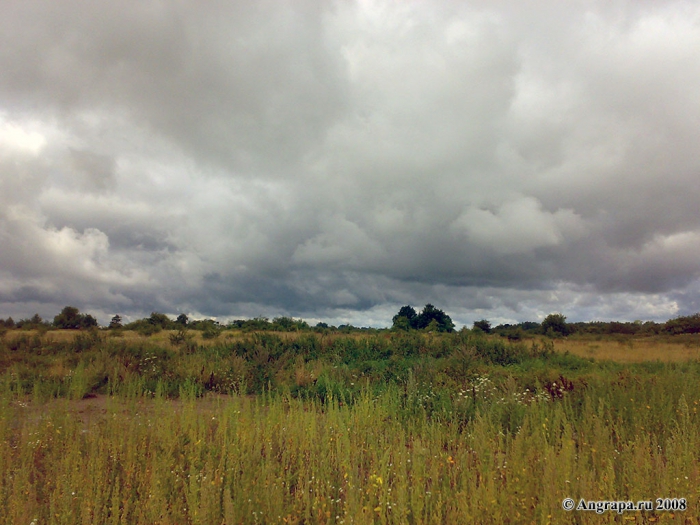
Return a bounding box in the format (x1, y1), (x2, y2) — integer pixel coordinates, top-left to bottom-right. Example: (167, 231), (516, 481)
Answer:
(2, 304), (695, 331)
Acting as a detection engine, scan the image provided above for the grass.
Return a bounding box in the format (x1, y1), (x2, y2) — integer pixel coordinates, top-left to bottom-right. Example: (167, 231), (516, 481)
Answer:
(552, 336), (700, 363)
(1, 329), (700, 523)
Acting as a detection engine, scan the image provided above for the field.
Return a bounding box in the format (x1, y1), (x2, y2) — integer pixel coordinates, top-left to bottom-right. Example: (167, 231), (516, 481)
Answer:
(1, 328), (700, 524)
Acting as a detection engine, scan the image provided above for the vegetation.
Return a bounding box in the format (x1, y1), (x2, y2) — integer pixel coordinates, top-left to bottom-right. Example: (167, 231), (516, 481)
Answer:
(472, 319), (492, 333)
(52, 306), (98, 330)
(392, 304), (455, 333)
(0, 325), (699, 523)
(541, 313), (570, 337)
(3, 307), (700, 521)
(5, 305), (700, 339)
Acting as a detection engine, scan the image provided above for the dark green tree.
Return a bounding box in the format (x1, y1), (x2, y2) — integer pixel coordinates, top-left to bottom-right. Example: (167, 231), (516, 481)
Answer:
(416, 304), (455, 332)
(473, 319), (491, 333)
(425, 319), (441, 332)
(392, 315), (412, 331)
(109, 315), (123, 329)
(16, 314), (46, 329)
(392, 305), (418, 330)
(393, 304), (454, 332)
(148, 312), (172, 329)
(176, 313), (189, 326)
(54, 306), (97, 329)
(82, 314), (98, 328)
(542, 313), (569, 337)
(54, 306), (82, 329)
(272, 316), (296, 331)
(664, 313), (700, 334)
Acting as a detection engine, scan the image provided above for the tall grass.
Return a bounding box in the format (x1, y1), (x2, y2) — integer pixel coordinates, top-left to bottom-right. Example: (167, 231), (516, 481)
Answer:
(1, 330), (700, 522)
(2, 377), (699, 524)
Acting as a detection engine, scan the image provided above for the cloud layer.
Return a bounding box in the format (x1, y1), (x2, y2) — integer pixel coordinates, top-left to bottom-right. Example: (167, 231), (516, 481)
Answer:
(1, 0), (700, 326)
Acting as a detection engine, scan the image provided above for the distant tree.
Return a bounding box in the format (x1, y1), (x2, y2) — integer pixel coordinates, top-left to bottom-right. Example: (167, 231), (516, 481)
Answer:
(54, 306), (82, 329)
(519, 321), (541, 333)
(392, 306), (418, 330)
(82, 314), (98, 328)
(392, 315), (412, 331)
(16, 313), (46, 329)
(242, 317), (271, 331)
(393, 304), (454, 333)
(314, 321), (330, 333)
(664, 313), (700, 334)
(607, 321), (639, 335)
(272, 316), (296, 331)
(148, 312), (172, 329)
(640, 321), (662, 335)
(416, 304), (455, 333)
(176, 313), (189, 326)
(473, 319), (491, 333)
(109, 315), (123, 329)
(542, 313), (569, 337)
(53, 306), (98, 329)
(5, 317), (14, 328)
(425, 319), (441, 332)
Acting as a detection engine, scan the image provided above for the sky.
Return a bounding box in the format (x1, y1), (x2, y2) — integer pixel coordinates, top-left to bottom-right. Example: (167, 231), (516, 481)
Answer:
(1, 0), (700, 328)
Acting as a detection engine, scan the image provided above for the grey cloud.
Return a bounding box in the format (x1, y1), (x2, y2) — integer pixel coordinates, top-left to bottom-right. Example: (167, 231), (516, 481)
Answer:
(1, 0), (700, 326)
(0, 0), (348, 174)
(68, 149), (116, 191)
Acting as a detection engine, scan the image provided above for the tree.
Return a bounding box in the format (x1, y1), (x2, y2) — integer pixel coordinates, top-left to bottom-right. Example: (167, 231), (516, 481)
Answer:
(109, 315), (123, 329)
(473, 319), (491, 333)
(82, 314), (98, 328)
(53, 306), (98, 329)
(272, 316), (295, 331)
(416, 304), (455, 332)
(425, 319), (441, 332)
(176, 313), (189, 326)
(542, 313), (569, 337)
(392, 306), (418, 330)
(392, 315), (412, 331)
(148, 312), (172, 329)
(392, 304), (454, 333)
(16, 314), (46, 329)
(664, 313), (700, 334)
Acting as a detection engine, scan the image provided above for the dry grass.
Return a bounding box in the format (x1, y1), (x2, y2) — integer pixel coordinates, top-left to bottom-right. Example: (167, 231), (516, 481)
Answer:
(552, 337), (700, 363)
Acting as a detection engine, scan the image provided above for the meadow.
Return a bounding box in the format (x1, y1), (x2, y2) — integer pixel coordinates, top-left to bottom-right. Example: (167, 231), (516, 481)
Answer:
(1, 328), (700, 523)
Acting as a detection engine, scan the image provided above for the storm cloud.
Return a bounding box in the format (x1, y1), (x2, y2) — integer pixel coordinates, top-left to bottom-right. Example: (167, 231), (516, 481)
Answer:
(1, 0), (699, 326)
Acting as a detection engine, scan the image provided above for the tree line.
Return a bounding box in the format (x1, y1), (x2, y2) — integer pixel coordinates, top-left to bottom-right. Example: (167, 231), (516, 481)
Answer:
(2, 305), (700, 337)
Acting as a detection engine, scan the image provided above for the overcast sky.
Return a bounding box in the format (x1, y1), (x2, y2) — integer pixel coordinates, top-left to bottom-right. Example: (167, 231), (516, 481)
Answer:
(1, 0), (700, 327)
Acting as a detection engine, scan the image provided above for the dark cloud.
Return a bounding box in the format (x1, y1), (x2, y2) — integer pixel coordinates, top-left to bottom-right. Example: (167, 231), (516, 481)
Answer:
(1, 0), (700, 326)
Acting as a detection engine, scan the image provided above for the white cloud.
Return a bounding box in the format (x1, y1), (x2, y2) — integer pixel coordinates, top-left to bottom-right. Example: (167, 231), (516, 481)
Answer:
(451, 197), (585, 254)
(0, 118), (46, 155)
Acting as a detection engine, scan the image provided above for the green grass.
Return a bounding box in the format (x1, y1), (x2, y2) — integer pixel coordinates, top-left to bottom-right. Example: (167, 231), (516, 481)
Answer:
(1, 330), (700, 523)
